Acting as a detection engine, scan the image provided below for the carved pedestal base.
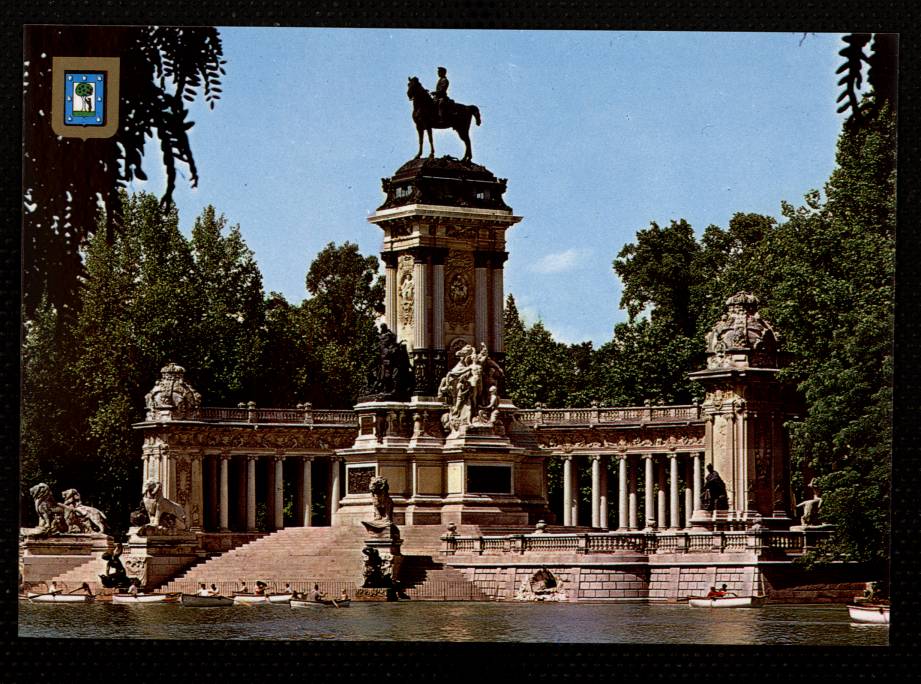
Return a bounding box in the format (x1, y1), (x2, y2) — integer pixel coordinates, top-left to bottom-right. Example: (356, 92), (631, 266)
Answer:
(125, 527), (204, 590)
(19, 533), (114, 585)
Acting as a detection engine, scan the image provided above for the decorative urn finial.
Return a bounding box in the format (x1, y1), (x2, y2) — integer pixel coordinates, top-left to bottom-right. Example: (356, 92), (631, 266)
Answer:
(704, 292), (779, 369)
(144, 362), (202, 419)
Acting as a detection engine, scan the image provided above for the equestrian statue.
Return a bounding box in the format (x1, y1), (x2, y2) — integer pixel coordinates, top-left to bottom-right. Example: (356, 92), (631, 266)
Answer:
(407, 67), (481, 162)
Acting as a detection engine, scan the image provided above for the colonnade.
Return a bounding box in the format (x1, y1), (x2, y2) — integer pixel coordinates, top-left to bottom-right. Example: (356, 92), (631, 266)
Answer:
(143, 452), (344, 532)
(559, 452), (704, 530)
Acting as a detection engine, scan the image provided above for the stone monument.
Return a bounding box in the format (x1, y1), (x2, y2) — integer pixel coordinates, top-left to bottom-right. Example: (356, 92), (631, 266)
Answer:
(689, 292), (799, 529)
(19, 482), (115, 587)
(126, 479), (203, 589)
(335, 142), (550, 528)
(358, 477), (402, 600)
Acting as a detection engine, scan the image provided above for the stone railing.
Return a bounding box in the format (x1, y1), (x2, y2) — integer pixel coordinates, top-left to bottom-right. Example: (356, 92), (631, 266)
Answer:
(516, 404), (702, 427)
(162, 406), (359, 426)
(442, 529), (809, 557)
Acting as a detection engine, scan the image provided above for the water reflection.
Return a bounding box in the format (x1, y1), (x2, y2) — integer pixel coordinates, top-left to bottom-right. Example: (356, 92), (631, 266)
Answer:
(19, 602), (889, 645)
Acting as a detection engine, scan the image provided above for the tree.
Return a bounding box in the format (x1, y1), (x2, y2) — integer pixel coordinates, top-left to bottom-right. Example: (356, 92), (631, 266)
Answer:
(188, 206), (266, 406)
(613, 219), (700, 337)
(73, 82), (94, 114)
(23, 25), (225, 321)
(69, 192), (200, 532)
(301, 242), (385, 407)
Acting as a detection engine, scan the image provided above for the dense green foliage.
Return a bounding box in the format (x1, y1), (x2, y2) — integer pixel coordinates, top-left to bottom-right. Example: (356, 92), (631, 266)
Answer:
(502, 104), (894, 561)
(23, 26), (225, 322)
(21, 193), (383, 532)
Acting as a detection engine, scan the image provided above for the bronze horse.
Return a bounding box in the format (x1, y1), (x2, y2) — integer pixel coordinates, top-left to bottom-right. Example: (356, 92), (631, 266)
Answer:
(407, 76), (481, 162)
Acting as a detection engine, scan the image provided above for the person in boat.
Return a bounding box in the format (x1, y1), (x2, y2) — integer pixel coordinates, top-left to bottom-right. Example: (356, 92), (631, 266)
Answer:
(48, 580), (61, 595)
(339, 589), (349, 601)
(238, 581), (249, 594)
(197, 582), (210, 597)
(719, 583), (736, 597)
(706, 586), (726, 598)
(209, 583), (219, 596)
(254, 581), (267, 596)
(128, 579), (140, 597)
(309, 583), (324, 602)
(283, 583), (294, 595)
(80, 582), (93, 596)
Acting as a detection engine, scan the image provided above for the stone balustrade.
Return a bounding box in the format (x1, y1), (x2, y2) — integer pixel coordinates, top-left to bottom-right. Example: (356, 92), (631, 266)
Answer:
(516, 404), (702, 427)
(159, 406), (359, 426)
(442, 529), (812, 557)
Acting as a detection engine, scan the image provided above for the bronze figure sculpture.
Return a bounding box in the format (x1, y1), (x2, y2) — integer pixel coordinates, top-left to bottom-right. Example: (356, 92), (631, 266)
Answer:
(407, 72), (481, 162)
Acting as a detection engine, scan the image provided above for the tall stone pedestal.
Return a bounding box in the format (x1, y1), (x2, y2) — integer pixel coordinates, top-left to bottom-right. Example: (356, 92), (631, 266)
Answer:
(125, 528), (205, 590)
(19, 533), (114, 584)
(688, 293), (799, 530)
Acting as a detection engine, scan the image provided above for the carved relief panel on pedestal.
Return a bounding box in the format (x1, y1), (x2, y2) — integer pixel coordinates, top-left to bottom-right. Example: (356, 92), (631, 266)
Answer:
(397, 253), (415, 332)
(444, 251), (474, 342)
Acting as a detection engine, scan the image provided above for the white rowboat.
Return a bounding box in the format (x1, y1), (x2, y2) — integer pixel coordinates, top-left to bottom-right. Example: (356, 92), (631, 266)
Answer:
(290, 598), (351, 608)
(180, 593), (234, 607)
(27, 592), (94, 603)
(112, 593), (180, 604)
(848, 603), (890, 624)
(688, 595), (765, 608)
(233, 593), (292, 605)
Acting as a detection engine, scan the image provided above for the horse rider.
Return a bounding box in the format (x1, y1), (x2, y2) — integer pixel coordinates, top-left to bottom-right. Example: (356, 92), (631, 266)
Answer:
(432, 66), (450, 123)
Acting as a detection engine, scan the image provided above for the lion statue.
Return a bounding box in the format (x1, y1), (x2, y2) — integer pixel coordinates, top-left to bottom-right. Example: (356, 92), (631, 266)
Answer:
(28, 483), (68, 536)
(141, 480), (187, 531)
(61, 488), (109, 534)
(369, 476), (393, 524)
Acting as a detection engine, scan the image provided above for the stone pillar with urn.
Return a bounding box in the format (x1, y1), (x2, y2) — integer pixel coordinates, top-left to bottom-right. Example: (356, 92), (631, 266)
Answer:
(688, 292), (798, 530)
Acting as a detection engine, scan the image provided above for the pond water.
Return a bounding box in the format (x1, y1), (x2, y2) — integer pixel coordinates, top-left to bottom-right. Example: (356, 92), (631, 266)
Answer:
(19, 601), (889, 645)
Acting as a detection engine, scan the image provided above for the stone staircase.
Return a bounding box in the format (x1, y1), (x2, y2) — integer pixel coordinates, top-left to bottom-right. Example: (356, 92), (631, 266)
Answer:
(158, 523), (490, 600)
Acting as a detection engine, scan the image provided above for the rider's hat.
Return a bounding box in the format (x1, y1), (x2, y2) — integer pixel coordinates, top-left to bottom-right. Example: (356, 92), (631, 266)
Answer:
(437, 66), (447, 74)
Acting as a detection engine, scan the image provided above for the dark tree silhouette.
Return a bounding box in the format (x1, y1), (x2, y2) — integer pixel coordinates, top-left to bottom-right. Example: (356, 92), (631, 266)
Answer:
(23, 26), (226, 322)
(835, 33), (898, 125)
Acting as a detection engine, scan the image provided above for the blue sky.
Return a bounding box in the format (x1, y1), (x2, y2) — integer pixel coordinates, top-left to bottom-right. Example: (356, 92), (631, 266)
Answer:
(134, 29), (847, 346)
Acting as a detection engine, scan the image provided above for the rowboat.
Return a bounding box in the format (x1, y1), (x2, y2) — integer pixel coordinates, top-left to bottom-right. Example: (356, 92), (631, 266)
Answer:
(112, 593), (180, 604)
(229, 592), (293, 605)
(290, 598), (351, 608)
(27, 592), (94, 603)
(848, 603), (890, 625)
(688, 595), (765, 608)
(180, 593), (234, 607)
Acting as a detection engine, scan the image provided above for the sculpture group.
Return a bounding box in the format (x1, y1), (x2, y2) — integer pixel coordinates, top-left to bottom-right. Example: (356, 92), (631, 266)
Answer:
(437, 342), (504, 434)
(23, 483), (109, 538)
(407, 69), (481, 162)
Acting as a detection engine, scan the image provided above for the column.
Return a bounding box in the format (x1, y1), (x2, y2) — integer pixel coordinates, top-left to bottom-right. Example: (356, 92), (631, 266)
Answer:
(562, 455), (573, 527)
(265, 455), (276, 530)
(384, 254), (398, 331)
(301, 456), (313, 527)
(219, 454), (230, 531)
(412, 251), (429, 350)
(330, 458), (341, 525)
(246, 455), (257, 531)
(190, 453), (204, 532)
(643, 454), (655, 529)
(590, 455), (601, 528)
(628, 456), (638, 530)
(208, 455), (218, 530)
(474, 254), (489, 345)
(491, 254), (507, 353)
(432, 252), (445, 350)
(273, 455), (284, 530)
(692, 451), (703, 515)
(669, 453), (679, 530)
(617, 454), (628, 531)
(571, 457), (580, 527)
(599, 456), (609, 530)
(657, 456), (667, 530)
(684, 456), (694, 529)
